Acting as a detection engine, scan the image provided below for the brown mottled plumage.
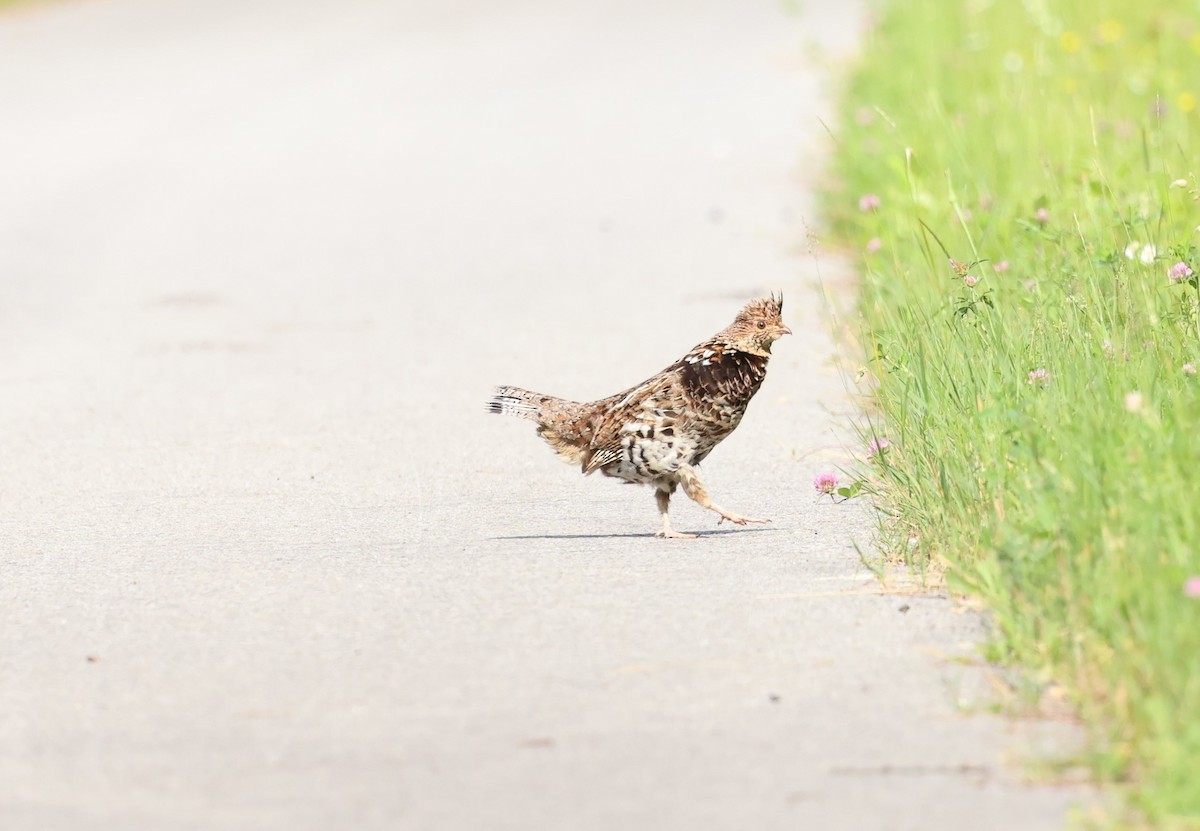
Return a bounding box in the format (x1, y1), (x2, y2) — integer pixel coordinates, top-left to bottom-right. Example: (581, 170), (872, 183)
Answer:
(487, 296), (791, 538)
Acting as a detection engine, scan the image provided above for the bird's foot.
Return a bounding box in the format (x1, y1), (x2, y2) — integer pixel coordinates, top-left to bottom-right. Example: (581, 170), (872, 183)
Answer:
(656, 529), (700, 540)
(716, 512), (770, 527)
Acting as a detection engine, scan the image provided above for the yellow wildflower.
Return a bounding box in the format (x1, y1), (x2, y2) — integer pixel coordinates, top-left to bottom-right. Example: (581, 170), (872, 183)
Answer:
(1192, 33), (1200, 54)
(1060, 31), (1083, 53)
(1180, 92), (1197, 113)
(1098, 20), (1124, 43)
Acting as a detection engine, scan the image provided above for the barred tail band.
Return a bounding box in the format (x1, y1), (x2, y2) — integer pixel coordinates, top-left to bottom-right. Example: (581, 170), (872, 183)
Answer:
(486, 385), (541, 420)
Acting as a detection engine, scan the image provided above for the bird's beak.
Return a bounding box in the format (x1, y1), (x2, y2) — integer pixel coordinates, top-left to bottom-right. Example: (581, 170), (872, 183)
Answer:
(780, 325), (793, 336)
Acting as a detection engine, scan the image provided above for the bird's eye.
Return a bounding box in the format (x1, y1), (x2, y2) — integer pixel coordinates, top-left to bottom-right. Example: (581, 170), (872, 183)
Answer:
(757, 321), (765, 329)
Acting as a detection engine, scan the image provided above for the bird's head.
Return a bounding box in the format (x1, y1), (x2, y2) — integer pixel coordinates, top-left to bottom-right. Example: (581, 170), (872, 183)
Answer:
(725, 294), (791, 354)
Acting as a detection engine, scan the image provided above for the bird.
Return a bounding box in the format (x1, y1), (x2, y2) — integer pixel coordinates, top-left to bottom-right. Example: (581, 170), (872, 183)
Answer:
(486, 295), (791, 538)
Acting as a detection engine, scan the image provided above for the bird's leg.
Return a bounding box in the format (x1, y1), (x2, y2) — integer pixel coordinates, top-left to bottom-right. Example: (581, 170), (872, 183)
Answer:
(654, 487), (698, 539)
(677, 464), (769, 527)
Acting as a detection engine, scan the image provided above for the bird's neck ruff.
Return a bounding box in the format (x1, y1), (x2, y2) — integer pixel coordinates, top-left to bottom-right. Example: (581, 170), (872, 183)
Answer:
(677, 340), (769, 400)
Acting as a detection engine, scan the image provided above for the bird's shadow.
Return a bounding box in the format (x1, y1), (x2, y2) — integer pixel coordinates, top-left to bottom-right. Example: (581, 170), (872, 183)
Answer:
(491, 527), (779, 541)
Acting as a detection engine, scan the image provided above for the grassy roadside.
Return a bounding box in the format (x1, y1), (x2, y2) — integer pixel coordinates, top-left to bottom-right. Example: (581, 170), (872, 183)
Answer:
(826, 0), (1200, 825)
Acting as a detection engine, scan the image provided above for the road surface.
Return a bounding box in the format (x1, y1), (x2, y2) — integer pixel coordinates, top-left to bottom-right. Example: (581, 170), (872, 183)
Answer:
(0, 0), (1087, 828)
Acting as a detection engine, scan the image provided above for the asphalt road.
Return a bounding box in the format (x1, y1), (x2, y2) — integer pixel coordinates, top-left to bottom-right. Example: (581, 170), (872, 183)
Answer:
(0, 1), (1087, 828)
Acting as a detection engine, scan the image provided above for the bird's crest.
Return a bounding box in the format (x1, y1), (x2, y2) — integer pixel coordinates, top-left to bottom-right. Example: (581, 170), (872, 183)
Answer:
(738, 293), (782, 319)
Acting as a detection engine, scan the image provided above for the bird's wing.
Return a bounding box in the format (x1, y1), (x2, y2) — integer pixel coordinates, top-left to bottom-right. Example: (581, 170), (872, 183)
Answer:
(580, 373), (676, 474)
(581, 337), (750, 474)
(581, 443), (623, 474)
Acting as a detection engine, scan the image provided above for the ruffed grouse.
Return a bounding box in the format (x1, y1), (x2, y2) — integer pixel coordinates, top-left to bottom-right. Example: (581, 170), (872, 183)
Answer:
(486, 296), (790, 538)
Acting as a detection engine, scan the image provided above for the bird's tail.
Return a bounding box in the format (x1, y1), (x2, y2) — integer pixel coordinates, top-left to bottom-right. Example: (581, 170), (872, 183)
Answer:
(486, 385), (550, 420)
(487, 385), (592, 466)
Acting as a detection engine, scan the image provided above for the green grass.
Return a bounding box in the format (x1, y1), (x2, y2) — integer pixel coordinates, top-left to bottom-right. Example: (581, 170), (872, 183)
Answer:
(827, 0), (1200, 825)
